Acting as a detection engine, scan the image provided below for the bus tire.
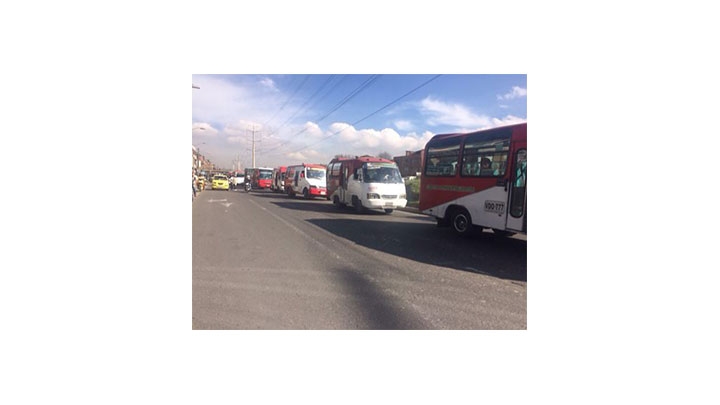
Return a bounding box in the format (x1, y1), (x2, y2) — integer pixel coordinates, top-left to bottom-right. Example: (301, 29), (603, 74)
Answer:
(303, 188), (309, 199)
(450, 207), (473, 236)
(384, 209), (394, 214)
(334, 196), (347, 208)
(352, 196), (365, 213)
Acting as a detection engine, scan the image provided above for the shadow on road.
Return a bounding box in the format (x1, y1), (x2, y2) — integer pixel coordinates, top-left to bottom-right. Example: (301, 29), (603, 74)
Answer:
(308, 218), (527, 282)
(265, 194), (416, 217)
(271, 200), (391, 216)
(331, 267), (429, 329)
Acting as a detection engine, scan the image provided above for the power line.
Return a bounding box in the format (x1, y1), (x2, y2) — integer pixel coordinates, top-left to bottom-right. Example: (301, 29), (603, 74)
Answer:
(262, 75), (310, 128)
(305, 74), (348, 113)
(293, 74), (442, 154)
(261, 75), (382, 154)
(260, 75), (348, 148)
(274, 74), (336, 131)
(315, 75), (381, 123)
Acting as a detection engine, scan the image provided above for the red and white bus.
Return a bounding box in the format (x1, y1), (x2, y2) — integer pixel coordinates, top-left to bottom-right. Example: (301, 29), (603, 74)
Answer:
(248, 167), (273, 191)
(284, 163), (327, 199)
(419, 122), (526, 236)
(271, 166), (287, 193)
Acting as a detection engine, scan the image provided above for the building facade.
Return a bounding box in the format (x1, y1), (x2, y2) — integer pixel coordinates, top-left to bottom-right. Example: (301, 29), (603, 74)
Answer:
(393, 150), (424, 177)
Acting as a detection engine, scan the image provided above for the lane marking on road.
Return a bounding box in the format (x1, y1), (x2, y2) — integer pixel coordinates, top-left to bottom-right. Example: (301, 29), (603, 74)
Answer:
(208, 199), (228, 203)
(221, 203), (232, 208)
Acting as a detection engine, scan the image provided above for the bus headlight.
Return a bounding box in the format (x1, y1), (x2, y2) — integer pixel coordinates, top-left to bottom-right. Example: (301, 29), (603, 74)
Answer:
(400, 193), (406, 199)
(367, 193), (380, 200)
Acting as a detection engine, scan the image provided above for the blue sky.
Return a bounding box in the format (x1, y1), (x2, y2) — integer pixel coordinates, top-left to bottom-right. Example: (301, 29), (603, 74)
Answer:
(192, 74), (526, 171)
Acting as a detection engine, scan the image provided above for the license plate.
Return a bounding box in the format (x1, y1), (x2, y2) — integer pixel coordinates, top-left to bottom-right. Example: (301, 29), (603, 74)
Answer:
(384, 203), (394, 207)
(484, 200), (506, 214)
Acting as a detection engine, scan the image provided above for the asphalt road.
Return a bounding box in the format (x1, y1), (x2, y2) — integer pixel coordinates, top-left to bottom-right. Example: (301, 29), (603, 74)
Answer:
(192, 188), (527, 329)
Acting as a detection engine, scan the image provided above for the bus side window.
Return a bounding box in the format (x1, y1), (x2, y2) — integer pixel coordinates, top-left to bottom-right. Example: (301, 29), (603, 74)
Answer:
(425, 138), (461, 177)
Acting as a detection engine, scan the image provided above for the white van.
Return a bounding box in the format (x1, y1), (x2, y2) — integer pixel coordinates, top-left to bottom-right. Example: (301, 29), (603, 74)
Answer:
(327, 156), (407, 213)
(285, 163), (327, 199)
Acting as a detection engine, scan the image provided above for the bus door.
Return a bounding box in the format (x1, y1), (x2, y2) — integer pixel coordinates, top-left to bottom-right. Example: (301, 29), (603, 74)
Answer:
(339, 164), (349, 202)
(505, 148), (527, 232)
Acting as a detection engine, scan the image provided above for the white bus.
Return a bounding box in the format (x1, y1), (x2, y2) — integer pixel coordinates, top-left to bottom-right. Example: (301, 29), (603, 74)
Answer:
(284, 163), (327, 199)
(327, 156), (407, 214)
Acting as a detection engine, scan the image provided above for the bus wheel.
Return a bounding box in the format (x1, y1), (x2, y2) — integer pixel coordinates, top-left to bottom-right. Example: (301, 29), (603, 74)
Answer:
(352, 196), (365, 213)
(451, 208), (473, 236)
(303, 188), (309, 199)
(333, 196), (347, 208)
(384, 209), (394, 214)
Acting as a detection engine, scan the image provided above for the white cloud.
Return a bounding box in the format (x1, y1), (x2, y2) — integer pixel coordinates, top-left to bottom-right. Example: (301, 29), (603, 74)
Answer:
(491, 115), (527, 126)
(226, 136), (246, 145)
(394, 120), (414, 131)
(303, 121), (323, 137)
(319, 122), (434, 158)
(420, 97), (492, 128)
(450, 116), (527, 134)
(260, 78), (278, 91)
(192, 76), (284, 129)
(497, 86), (527, 101)
(223, 120), (263, 137)
(192, 123), (218, 137)
(286, 151), (308, 161)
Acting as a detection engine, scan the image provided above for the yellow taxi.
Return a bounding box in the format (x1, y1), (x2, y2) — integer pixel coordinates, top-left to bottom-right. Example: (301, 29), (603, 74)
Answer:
(212, 174), (230, 190)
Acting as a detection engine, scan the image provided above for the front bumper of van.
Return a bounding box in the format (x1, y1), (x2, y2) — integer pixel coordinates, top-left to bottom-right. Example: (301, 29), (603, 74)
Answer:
(309, 186), (327, 196)
(366, 193), (407, 209)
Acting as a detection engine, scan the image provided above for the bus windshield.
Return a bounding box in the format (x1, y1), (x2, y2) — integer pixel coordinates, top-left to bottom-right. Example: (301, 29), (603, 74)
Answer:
(363, 163), (403, 184)
(307, 168), (326, 180)
(258, 170), (273, 179)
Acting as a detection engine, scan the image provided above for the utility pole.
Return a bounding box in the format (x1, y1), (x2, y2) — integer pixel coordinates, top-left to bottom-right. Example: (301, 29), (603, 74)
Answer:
(249, 125), (261, 168)
(232, 153), (241, 172)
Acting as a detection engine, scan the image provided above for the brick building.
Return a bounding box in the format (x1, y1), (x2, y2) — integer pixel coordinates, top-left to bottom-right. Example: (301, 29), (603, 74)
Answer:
(393, 150), (424, 177)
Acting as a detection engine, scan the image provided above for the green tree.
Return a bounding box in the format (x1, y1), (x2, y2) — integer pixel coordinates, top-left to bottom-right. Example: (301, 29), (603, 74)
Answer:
(405, 177), (421, 206)
(378, 151), (393, 160)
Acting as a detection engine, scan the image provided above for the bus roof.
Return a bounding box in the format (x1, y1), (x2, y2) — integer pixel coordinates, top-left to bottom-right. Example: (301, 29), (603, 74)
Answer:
(427, 122), (526, 144)
(330, 155), (394, 164)
(287, 163), (326, 169)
